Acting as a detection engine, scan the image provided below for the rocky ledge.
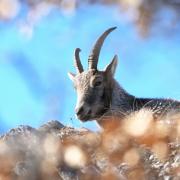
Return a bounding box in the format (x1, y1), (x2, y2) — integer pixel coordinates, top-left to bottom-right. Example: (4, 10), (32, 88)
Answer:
(0, 110), (180, 180)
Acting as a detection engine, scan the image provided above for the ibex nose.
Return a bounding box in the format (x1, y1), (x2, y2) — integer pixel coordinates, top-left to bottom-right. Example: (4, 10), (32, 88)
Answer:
(75, 106), (84, 116)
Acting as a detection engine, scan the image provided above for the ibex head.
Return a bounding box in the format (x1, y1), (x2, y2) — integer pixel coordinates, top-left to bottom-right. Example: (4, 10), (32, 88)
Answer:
(68, 27), (118, 121)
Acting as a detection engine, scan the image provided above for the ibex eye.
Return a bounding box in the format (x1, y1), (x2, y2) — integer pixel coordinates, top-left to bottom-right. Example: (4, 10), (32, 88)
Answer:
(94, 81), (102, 87)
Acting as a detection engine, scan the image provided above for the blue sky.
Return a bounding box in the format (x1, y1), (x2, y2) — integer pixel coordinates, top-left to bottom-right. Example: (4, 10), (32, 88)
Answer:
(0, 4), (179, 134)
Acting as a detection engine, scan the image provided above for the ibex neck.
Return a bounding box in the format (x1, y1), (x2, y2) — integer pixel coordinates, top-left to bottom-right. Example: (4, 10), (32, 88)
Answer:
(110, 80), (180, 116)
(98, 79), (180, 128)
(110, 79), (134, 113)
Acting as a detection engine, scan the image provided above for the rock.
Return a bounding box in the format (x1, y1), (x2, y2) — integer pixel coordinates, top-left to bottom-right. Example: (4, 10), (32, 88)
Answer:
(0, 117), (179, 180)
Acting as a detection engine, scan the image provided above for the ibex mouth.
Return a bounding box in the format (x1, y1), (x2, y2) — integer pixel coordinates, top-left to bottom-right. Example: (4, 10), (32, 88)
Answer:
(78, 114), (91, 122)
(77, 108), (108, 122)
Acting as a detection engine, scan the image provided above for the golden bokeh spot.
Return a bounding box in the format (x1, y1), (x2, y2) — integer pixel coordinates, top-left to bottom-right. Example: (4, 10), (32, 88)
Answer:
(0, 0), (20, 20)
(123, 109), (154, 137)
(152, 141), (168, 162)
(123, 148), (140, 166)
(64, 145), (87, 168)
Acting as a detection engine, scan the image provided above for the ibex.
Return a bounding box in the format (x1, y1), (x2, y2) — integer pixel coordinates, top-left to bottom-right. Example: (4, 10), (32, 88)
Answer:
(68, 27), (180, 124)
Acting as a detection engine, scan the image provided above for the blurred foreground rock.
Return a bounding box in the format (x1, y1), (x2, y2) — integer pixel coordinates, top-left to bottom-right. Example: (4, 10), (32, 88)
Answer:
(0, 111), (180, 180)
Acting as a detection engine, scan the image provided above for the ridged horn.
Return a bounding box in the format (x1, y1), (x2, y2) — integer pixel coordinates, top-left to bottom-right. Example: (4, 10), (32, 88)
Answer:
(74, 48), (84, 73)
(88, 27), (117, 70)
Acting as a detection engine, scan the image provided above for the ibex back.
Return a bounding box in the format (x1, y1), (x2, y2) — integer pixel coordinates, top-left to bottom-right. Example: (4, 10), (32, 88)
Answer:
(68, 27), (180, 124)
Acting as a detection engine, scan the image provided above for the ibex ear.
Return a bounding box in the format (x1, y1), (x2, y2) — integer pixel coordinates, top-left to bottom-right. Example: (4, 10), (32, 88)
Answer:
(104, 55), (118, 76)
(68, 72), (76, 82)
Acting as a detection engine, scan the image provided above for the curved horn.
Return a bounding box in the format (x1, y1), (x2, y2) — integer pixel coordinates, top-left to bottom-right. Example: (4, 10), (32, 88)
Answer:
(74, 48), (84, 73)
(88, 27), (117, 70)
